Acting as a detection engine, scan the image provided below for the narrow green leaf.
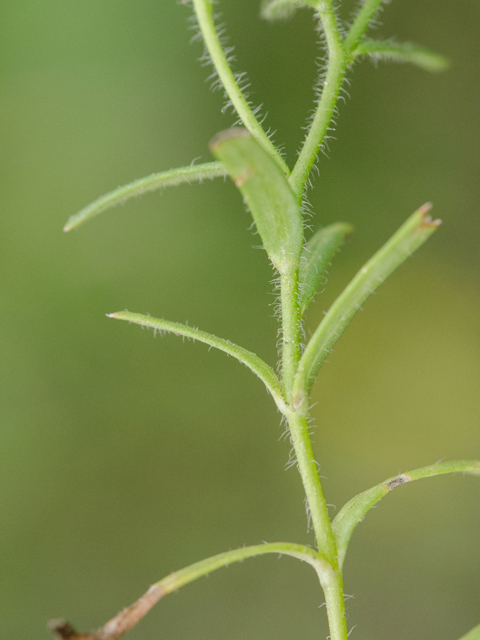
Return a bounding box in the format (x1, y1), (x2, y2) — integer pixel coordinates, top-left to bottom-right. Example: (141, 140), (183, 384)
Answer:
(193, 0), (289, 174)
(332, 460), (480, 570)
(293, 204), (440, 403)
(64, 162), (226, 231)
(108, 310), (286, 411)
(157, 542), (325, 594)
(458, 623), (480, 640)
(260, 0), (301, 21)
(298, 223), (353, 316)
(210, 129), (303, 275)
(344, 0), (387, 55)
(352, 39), (449, 73)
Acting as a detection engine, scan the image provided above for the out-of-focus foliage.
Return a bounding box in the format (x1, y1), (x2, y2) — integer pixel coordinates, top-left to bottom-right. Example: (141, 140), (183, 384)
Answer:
(0, 1), (478, 639)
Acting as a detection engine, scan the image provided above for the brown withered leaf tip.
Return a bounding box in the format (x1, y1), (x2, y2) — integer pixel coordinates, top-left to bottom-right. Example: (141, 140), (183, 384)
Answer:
(49, 584), (165, 640)
(48, 620), (94, 640)
(417, 202), (441, 229)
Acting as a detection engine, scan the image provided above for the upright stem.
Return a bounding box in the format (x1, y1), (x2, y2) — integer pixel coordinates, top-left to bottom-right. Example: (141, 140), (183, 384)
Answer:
(192, 0), (289, 174)
(280, 268), (336, 561)
(289, 1), (346, 199)
(281, 283), (348, 638)
(317, 566), (349, 640)
(344, 0), (386, 55)
(197, 2), (350, 637)
(285, 410), (337, 565)
(280, 271), (302, 403)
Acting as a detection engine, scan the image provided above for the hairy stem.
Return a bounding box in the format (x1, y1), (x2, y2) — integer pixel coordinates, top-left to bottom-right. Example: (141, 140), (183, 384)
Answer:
(319, 567), (349, 640)
(280, 271), (302, 403)
(344, 0), (385, 55)
(289, 0), (346, 198)
(278, 182), (347, 636)
(280, 5), (349, 633)
(192, 0), (289, 173)
(285, 410), (337, 566)
(286, 405), (349, 639)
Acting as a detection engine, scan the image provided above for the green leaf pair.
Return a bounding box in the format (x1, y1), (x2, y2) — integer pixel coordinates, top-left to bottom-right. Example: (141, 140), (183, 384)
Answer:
(66, 128), (442, 414)
(293, 204), (441, 401)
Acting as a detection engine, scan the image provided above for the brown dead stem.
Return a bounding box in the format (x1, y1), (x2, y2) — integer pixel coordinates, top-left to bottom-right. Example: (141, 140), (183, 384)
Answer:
(50, 584), (165, 640)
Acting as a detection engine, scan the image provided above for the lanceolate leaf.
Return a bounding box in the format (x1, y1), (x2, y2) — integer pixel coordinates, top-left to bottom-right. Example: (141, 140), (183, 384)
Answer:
(352, 40), (449, 73)
(108, 311), (286, 410)
(344, 0), (388, 54)
(298, 223), (353, 316)
(332, 460), (480, 570)
(293, 204), (440, 401)
(64, 162), (226, 231)
(210, 129), (303, 275)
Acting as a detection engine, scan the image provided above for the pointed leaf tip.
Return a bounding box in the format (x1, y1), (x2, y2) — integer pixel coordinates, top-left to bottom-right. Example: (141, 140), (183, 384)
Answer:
(109, 310), (285, 409)
(63, 162), (226, 231)
(293, 204), (442, 393)
(352, 40), (449, 73)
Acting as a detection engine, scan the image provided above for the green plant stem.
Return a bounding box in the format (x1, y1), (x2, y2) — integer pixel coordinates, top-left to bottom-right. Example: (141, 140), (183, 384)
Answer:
(192, 0), (289, 174)
(279, 267), (347, 635)
(285, 410), (337, 565)
(344, 0), (385, 55)
(318, 566), (349, 640)
(278, 196), (347, 638)
(280, 272), (302, 403)
(289, 0), (346, 199)
(278, 270), (319, 542)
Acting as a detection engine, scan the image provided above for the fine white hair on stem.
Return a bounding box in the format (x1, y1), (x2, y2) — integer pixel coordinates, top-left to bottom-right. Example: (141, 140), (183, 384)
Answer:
(185, 0), (286, 157)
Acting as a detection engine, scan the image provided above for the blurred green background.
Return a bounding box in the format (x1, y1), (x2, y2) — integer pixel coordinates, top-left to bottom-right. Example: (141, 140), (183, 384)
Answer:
(0, 1), (479, 638)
